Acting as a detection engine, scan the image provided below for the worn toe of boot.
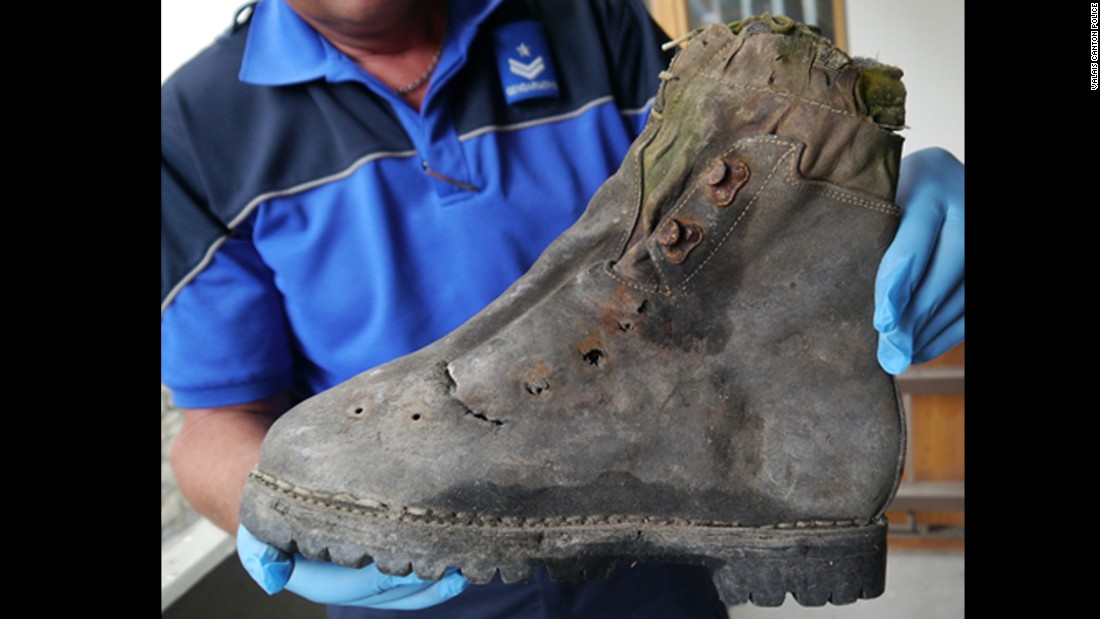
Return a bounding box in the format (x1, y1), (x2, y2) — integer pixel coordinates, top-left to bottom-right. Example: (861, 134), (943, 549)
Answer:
(241, 13), (908, 609)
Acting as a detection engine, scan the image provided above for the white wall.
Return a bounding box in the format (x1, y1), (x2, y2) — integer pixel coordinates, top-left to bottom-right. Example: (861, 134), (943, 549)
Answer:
(845, 0), (964, 162)
(162, 0), (964, 162)
(161, 0), (245, 83)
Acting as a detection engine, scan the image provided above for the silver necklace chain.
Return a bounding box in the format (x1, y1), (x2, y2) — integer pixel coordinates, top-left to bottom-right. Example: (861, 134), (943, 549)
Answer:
(396, 44), (443, 94)
(396, 6), (446, 96)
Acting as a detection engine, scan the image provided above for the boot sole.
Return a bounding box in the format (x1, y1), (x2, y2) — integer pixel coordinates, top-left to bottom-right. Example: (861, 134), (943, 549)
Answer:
(242, 471), (887, 608)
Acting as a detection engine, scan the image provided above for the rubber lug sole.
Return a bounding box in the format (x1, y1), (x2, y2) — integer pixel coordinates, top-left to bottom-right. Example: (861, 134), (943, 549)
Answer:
(242, 473), (887, 608)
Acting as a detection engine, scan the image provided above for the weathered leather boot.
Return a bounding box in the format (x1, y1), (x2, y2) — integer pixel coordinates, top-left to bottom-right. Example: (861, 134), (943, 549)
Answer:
(241, 14), (907, 608)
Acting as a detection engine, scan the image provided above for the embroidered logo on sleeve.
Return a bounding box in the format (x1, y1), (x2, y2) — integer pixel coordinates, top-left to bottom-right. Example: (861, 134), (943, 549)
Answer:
(493, 21), (559, 104)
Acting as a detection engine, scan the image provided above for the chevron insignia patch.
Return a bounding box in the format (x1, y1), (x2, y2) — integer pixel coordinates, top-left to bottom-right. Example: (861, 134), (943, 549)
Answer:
(493, 20), (560, 104)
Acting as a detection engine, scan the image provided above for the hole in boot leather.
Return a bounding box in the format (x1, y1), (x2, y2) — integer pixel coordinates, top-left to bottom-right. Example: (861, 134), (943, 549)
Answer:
(442, 362), (506, 427)
(466, 409), (504, 426)
(411, 413), (422, 421)
(437, 362), (506, 426)
(523, 380), (549, 396)
(637, 299), (648, 314)
(582, 349), (605, 367)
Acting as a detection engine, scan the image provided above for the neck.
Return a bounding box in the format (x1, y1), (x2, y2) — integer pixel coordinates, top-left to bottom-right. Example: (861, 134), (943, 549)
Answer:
(289, 0), (448, 109)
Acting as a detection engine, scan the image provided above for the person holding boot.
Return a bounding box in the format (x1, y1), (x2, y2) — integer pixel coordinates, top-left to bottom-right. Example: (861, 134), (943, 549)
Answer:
(162, 1), (963, 617)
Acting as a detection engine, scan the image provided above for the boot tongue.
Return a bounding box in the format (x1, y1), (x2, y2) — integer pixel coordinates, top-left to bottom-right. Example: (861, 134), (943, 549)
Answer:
(614, 14), (905, 287)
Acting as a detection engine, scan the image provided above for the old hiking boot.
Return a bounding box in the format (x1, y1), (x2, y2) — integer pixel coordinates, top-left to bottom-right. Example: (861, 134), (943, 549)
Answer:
(240, 14), (908, 608)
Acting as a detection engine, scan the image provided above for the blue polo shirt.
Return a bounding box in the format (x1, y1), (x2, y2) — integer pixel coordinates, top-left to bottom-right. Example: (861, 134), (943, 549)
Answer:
(161, 1), (727, 616)
(163, 0), (672, 407)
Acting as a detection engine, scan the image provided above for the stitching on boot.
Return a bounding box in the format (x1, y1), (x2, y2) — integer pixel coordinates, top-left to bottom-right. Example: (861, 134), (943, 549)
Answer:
(675, 136), (898, 292)
(604, 264), (662, 293)
(607, 136), (897, 295)
(650, 237), (675, 296)
(657, 35), (737, 127)
(782, 164), (901, 216)
(606, 115), (668, 293)
(606, 136), (790, 294)
(702, 78), (902, 138)
(736, 134), (899, 215)
(249, 470), (882, 531)
(612, 124), (660, 262)
(675, 137), (794, 291)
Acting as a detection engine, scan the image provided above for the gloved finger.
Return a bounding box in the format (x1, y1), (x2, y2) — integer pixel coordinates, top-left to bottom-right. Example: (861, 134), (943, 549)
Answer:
(285, 559), (428, 605)
(875, 147), (964, 332)
(908, 277), (964, 360)
(356, 567), (470, 610)
(912, 314), (964, 366)
(874, 195), (945, 333)
(893, 239), (963, 336)
(882, 209), (964, 358)
(236, 524), (294, 595)
(877, 279), (963, 374)
(895, 147), (965, 213)
(877, 327), (912, 376)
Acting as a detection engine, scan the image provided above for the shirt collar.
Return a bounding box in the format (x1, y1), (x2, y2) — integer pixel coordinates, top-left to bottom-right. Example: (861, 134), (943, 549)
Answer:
(239, 0), (505, 87)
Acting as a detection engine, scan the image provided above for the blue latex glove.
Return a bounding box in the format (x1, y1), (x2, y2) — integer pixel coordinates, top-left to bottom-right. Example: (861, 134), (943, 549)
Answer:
(874, 147), (964, 375)
(237, 524), (468, 610)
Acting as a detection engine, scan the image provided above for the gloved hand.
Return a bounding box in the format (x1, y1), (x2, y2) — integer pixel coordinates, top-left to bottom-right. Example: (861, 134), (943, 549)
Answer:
(874, 147), (964, 375)
(237, 524), (468, 609)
